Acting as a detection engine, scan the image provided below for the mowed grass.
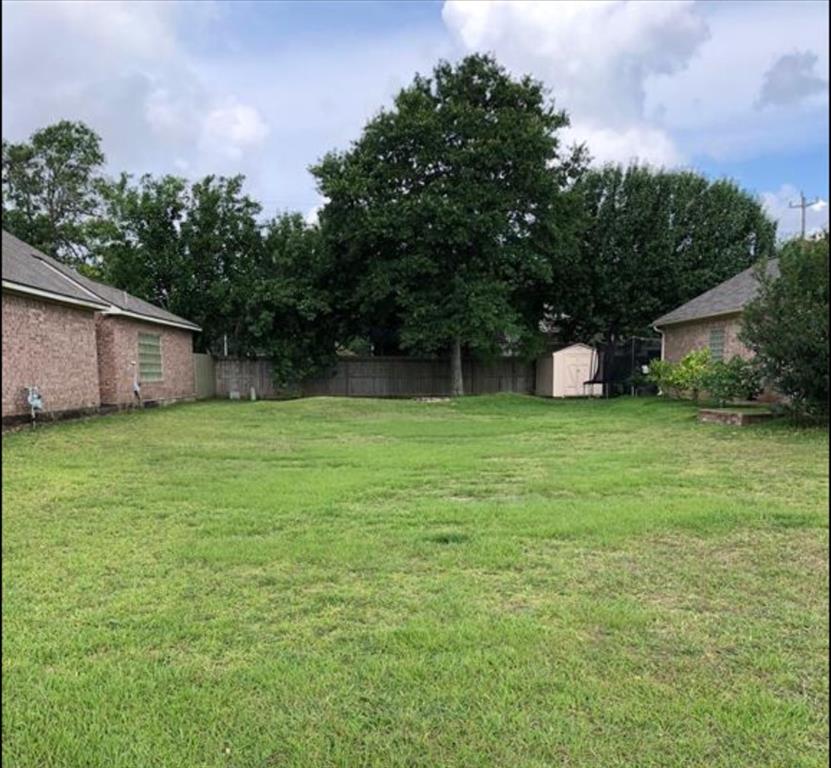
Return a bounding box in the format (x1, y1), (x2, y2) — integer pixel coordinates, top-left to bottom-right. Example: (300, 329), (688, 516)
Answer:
(2, 395), (828, 768)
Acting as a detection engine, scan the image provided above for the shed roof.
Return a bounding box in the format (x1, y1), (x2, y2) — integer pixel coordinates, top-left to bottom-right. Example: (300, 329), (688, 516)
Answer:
(552, 343), (595, 355)
(2, 230), (200, 331)
(653, 259), (780, 328)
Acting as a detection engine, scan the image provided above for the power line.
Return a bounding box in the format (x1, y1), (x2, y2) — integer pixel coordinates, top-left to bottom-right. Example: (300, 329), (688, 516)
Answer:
(788, 190), (820, 240)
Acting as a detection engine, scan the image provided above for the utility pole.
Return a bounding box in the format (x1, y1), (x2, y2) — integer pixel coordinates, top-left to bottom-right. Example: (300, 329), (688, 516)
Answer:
(789, 190), (820, 240)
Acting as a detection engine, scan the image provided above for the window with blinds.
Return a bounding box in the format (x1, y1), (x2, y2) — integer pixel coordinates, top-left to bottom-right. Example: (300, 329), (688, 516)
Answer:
(138, 333), (163, 382)
(709, 328), (725, 362)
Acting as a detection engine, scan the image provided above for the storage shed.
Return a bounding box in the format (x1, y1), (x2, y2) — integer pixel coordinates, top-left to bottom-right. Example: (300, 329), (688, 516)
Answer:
(535, 344), (602, 398)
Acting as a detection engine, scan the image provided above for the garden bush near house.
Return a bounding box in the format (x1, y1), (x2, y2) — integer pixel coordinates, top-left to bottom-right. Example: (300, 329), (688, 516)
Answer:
(648, 350), (761, 405)
(645, 358), (677, 397)
(671, 348), (711, 401)
(648, 349), (711, 401)
(741, 234), (829, 420)
(701, 356), (763, 406)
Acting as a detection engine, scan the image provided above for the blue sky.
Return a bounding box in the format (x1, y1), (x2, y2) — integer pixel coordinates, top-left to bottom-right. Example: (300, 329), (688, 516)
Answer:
(2, 0), (828, 236)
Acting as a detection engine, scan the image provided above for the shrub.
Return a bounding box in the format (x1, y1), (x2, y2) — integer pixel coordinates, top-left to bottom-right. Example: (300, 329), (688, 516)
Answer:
(647, 349), (711, 400)
(627, 367), (657, 395)
(701, 356), (763, 406)
(649, 349), (761, 404)
(646, 359), (676, 396)
(741, 235), (829, 419)
(671, 348), (711, 401)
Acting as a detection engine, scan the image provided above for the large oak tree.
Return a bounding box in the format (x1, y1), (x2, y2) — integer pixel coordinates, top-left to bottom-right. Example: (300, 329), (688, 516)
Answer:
(312, 54), (584, 395)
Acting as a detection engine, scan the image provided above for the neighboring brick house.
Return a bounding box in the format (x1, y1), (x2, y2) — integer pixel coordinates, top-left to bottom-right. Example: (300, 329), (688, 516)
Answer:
(652, 259), (780, 364)
(2, 231), (200, 425)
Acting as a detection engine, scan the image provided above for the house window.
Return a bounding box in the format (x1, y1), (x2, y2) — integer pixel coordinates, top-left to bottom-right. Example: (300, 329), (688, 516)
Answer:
(138, 333), (163, 382)
(709, 328), (725, 362)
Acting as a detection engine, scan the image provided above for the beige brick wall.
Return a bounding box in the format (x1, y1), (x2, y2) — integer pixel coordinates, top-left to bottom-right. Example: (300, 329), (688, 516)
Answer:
(661, 313), (751, 363)
(2, 290), (101, 417)
(96, 315), (195, 406)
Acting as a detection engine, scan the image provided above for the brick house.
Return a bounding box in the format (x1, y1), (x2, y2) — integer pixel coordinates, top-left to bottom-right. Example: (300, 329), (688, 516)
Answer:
(2, 231), (200, 425)
(652, 259), (779, 364)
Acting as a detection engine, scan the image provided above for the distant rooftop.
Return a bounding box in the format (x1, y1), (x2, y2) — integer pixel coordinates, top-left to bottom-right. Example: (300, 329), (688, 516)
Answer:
(653, 259), (780, 327)
(2, 230), (200, 331)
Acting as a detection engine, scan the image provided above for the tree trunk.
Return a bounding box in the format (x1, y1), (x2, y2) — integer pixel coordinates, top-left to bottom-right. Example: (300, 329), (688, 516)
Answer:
(450, 337), (464, 397)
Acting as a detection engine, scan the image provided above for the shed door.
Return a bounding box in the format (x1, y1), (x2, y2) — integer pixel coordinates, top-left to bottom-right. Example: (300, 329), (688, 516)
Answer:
(562, 353), (590, 397)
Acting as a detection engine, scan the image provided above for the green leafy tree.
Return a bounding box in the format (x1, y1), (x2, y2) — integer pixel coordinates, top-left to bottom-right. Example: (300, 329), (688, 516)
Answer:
(562, 166), (776, 349)
(180, 175), (264, 350)
(2, 120), (106, 264)
(312, 54), (585, 395)
(91, 174), (262, 353)
(91, 173), (189, 308)
(91, 174), (338, 384)
(233, 213), (340, 387)
(741, 235), (829, 418)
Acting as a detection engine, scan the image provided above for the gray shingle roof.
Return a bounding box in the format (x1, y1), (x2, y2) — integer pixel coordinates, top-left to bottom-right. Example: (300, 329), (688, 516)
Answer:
(653, 259), (780, 327)
(51, 263), (201, 330)
(2, 230), (200, 330)
(2, 231), (109, 308)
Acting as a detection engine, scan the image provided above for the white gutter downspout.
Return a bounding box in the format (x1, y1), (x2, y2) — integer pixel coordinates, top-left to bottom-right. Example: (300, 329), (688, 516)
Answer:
(651, 325), (666, 396)
(653, 325), (665, 361)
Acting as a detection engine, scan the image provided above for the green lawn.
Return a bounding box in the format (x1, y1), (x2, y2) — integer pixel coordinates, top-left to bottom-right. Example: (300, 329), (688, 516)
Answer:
(2, 396), (828, 767)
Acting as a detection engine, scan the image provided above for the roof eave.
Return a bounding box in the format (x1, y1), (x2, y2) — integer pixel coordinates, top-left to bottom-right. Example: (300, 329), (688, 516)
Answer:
(102, 305), (201, 332)
(653, 307), (745, 329)
(2, 280), (109, 311)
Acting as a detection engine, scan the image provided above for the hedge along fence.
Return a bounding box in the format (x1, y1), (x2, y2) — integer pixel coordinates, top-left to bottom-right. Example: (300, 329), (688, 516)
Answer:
(213, 355), (535, 399)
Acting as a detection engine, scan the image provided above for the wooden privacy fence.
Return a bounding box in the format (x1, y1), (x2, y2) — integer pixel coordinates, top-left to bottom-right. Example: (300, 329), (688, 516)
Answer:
(212, 355), (535, 399)
(192, 353), (216, 399)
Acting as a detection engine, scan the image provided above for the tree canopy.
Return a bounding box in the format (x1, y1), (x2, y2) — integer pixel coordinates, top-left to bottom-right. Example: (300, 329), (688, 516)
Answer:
(2, 120), (105, 264)
(558, 165), (777, 346)
(91, 173), (263, 353)
(90, 173), (338, 378)
(233, 213), (341, 387)
(741, 234), (829, 418)
(312, 54), (586, 394)
(5, 67), (788, 395)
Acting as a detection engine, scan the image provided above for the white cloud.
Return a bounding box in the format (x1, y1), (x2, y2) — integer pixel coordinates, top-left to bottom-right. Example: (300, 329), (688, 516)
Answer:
(304, 202), (323, 226)
(761, 184), (830, 239)
(564, 122), (682, 167)
(444, 0), (708, 124)
(200, 102), (269, 159)
(2, 0), (268, 183)
(442, 0), (829, 171)
(2, 0), (827, 217)
(756, 50), (827, 109)
(646, 2), (828, 162)
(1, 0), (452, 214)
(442, 0), (710, 166)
